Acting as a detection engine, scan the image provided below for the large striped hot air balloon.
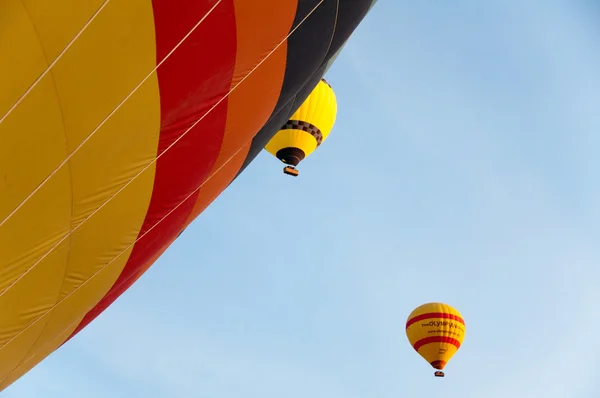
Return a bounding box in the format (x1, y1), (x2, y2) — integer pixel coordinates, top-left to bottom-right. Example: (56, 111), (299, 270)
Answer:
(0, 0), (378, 390)
(405, 302), (466, 377)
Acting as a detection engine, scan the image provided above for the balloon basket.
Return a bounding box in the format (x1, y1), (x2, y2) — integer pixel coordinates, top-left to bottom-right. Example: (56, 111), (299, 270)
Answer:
(283, 166), (299, 177)
(434, 371), (445, 377)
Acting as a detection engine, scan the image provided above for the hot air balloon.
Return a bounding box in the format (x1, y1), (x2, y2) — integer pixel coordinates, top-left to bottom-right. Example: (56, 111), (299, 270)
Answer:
(0, 0), (378, 390)
(405, 302), (466, 377)
(264, 78), (337, 177)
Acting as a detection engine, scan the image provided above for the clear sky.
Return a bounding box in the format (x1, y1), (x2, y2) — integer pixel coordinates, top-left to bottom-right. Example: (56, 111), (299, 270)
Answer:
(5, 1), (600, 397)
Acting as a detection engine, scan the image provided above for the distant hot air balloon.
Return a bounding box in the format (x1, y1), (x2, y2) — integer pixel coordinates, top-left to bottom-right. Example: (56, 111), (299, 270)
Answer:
(264, 78), (337, 177)
(405, 302), (466, 377)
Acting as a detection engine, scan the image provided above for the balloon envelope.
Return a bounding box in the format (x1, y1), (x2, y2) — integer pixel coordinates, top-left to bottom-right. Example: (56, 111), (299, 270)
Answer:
(405, 302), (466, 372)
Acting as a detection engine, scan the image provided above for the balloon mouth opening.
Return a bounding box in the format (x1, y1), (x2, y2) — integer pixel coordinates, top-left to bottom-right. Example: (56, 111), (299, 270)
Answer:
(276, 147), (306, 167)
(430, 360), (446, 370)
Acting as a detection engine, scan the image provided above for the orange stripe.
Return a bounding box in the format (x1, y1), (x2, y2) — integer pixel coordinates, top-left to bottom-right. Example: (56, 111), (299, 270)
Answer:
(413, 336), (462, 351)
(406, 312), (465, 329)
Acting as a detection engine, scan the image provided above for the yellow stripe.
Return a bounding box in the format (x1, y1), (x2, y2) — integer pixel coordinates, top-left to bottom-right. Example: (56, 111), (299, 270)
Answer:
(0, 0), (160, 381)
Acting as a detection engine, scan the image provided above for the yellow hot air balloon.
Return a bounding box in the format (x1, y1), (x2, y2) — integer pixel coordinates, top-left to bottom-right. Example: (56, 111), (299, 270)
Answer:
(265, 78), (337, 176)
(405, 302), (466, 377)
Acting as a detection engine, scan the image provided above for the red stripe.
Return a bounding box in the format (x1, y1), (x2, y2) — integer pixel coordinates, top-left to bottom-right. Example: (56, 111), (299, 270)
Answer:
(413, 336), (461, 351)
(405, 312), (465, 329)
(66, 0), (238, 339)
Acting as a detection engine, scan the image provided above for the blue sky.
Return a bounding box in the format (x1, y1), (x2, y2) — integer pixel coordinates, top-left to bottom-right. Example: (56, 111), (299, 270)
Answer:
(5, 1), (600, 397)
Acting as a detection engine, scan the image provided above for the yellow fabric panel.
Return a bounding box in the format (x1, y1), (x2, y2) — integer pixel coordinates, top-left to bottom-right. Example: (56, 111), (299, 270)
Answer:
(0, 321), (79, 390)
(0, 0), (49, 117)
(0, 0), (160, 381)
(21, 0), (107, 62)
(49, 0), (159, 150)
(0, 311), (53, 378)
(19, 167), (155, 356)
(0, 77), (71, 293)
(0, 0), (107, 122)
(0, 241), (70, 344)
(0, 2), (69, 221)
(265, 79), (337, 158)
(57, 79), (160, 299)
